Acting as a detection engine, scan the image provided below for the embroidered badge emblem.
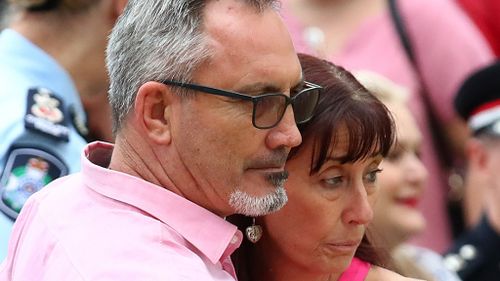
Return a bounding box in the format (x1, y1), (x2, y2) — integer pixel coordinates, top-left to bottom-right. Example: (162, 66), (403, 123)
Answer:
(0, 148), (68, 220)
(31, 88), (63, 123)
(24, 88), (70, 142)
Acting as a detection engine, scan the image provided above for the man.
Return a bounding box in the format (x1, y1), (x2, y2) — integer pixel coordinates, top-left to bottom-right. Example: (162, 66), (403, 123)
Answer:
(0, 0), (124, 259)
(443, 61), (500, 281)
(0, 0), (321, 279)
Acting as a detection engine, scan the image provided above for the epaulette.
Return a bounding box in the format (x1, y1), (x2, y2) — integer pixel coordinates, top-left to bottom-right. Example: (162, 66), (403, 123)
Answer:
(24, 87), (70, 142)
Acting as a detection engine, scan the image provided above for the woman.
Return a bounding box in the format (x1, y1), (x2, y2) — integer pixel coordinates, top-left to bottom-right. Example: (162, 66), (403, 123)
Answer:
(281, 0), (493, 251)
(232, 54), (420, 281)
(355, 71), (461, 281)
(0, 0), (125, 258)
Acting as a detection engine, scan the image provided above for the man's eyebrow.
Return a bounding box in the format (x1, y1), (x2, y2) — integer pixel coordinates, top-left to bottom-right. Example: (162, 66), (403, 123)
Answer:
(291, 76), (305, 90)
(236, 76), (305, 95)
(236, 82), (283, 94)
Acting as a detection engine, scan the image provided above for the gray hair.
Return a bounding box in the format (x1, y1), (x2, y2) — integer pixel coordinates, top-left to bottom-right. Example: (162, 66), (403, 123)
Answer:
(106, 0), (279, 134)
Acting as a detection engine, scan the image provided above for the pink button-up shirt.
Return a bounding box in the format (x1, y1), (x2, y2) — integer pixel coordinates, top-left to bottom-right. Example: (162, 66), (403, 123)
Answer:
(0, 142), (242, 280)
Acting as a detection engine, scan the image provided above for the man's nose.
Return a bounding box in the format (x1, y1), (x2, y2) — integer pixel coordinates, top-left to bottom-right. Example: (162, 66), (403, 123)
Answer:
(265, 106), (302, 150)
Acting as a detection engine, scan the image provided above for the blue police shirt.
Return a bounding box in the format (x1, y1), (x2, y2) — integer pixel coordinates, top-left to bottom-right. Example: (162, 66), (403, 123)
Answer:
(0, 29), (88, 259)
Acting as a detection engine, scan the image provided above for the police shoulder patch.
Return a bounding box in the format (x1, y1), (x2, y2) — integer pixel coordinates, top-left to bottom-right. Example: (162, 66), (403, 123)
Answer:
(0, 148), (68, 220)
(24, 87), (70, 142)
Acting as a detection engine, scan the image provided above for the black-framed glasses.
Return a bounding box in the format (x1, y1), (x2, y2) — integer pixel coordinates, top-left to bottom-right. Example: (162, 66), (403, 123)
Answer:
(161, 80), (321, 129)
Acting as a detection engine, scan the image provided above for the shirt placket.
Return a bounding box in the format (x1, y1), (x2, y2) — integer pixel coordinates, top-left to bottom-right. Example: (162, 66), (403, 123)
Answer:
(220, 233), (242, 280)
(221, 256), (237, 279)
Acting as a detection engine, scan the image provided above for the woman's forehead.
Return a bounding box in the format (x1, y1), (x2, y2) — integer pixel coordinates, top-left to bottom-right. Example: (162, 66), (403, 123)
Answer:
(325, 130), (382, 162)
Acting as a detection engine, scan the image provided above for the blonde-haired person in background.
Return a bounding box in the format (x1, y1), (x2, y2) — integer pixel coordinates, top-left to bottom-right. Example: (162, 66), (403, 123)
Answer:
(355, 71), (461, 281)
(0, 0), (126, 259)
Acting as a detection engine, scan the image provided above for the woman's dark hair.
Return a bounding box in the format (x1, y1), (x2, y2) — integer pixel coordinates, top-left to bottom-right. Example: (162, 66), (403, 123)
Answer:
(295, 53), (396, 267)
(231, 54), (396, 280)
(291, 53), (395, 171)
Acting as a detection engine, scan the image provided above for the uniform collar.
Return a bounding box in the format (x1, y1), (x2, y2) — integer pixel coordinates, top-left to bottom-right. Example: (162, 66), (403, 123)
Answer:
(81, 141), (243, 265)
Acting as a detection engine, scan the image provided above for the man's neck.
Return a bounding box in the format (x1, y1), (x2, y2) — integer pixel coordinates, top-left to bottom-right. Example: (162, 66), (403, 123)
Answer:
(110, 128), (231, 218)
(109, 132), (165, 187)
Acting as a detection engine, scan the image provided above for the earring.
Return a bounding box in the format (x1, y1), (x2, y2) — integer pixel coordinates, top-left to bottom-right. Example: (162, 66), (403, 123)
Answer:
(245, 218), (263, 243)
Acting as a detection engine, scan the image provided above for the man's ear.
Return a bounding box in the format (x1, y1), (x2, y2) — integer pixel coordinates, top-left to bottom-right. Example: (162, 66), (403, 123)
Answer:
(134, 82), (175, 145)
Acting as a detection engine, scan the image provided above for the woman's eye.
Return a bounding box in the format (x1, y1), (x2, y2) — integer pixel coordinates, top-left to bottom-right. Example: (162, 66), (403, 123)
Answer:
(323, 176), (343, 187)
(365, 168), (383, 183)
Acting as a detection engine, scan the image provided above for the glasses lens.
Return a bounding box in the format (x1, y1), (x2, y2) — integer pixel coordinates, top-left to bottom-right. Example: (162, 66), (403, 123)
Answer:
(253, 95), (287, 128)
(292, 88), (320, 123)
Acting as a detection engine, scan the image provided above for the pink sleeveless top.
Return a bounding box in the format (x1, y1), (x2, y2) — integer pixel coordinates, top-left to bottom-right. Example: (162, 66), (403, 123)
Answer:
(338, 258), (371, 281)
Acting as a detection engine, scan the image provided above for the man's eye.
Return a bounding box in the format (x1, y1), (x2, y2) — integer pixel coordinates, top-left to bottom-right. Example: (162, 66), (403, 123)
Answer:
(254, 95), (284, 118)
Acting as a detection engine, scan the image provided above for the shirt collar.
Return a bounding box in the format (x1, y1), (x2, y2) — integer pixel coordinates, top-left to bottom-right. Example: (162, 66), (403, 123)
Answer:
(81, 141), (242, 264)
(0, 29), (86, 123)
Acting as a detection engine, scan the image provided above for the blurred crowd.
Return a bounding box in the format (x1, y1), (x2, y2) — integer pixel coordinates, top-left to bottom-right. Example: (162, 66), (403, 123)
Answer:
(0, 0), (499, 280)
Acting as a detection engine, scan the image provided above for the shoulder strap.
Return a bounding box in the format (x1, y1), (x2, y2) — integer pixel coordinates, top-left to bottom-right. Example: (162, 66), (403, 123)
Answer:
(387, 0), (454, 168)
(388, 0), (468, 239)
(388, 0), (416, 65)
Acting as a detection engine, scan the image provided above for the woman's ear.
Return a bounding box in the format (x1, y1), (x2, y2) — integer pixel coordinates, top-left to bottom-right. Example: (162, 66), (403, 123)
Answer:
(134, 82), (174, 145)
